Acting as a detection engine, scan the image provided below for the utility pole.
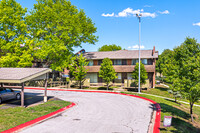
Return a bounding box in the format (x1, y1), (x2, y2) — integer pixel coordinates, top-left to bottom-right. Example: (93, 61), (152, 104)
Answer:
(136, 13), (142, 93)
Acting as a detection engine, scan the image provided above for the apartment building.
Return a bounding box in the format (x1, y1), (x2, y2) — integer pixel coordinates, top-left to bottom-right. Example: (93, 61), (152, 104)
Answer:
(80, 46), (158, 88)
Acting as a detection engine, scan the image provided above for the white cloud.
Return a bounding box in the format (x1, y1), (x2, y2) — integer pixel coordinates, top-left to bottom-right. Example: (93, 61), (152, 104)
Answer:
(101, 13), (114, 17)
(193, 22), (200, 26)
(141, 12), (156, 18)
(144, 5), (151, 7)
(159, 10), (170, 14)
(128, 45), (145, 49)
(117, 8), (140, 17)
(102, 8), (156, 18)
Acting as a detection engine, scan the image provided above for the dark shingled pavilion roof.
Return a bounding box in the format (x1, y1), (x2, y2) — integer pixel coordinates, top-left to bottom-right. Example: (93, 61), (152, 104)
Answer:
(83, 50), (158, 59)
(0, 68), (52, 83)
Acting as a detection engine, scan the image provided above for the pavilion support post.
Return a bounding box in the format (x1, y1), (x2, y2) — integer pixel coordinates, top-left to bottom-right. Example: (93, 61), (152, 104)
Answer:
(44, 74), (48, 102)
(21, 83), (24, 107)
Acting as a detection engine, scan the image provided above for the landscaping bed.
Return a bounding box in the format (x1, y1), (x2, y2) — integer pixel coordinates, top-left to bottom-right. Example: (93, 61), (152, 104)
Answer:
(0, 100), (71, 132)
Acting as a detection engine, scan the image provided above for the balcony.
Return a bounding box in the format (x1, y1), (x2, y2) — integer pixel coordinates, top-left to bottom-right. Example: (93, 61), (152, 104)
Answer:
(85, 65), (155, 73)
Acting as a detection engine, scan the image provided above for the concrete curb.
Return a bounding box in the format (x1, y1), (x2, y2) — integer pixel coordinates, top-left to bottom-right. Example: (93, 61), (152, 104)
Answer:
(1, 102), (76, 133)
(24, 87), (161, 133)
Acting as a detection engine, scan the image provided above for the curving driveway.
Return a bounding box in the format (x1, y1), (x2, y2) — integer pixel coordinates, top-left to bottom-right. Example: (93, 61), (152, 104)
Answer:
(20, 89), (154, 133)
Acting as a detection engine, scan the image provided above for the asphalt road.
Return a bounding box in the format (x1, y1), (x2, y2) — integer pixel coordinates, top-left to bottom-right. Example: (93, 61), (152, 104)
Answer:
(20, 89), (154, 133)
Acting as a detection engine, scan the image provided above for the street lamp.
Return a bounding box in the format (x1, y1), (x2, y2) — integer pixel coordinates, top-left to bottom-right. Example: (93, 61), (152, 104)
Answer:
(136, 13), (142, 93)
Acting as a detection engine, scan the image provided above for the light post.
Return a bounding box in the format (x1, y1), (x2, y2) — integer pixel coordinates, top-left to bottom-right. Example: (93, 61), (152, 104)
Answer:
(136, 13), (142, 93)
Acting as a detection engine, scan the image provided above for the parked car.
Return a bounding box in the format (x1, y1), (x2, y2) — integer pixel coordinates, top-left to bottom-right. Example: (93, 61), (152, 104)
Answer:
(0, 88), (21, 104)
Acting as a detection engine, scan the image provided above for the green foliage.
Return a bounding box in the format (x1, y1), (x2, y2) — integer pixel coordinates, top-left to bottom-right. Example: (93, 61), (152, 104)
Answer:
(26, 0), (98, 71)
(99, 58), (117, 90)
(165, 37), (200, 121)
(98, 44), (122, 51)
(0, 0), (34, 67)
(156, 49), (174, 80)
(0, 0), (98, 70)
(69, 54), (88, 89)
(132, 62), (148, 86)
(168, 78), (182, 102)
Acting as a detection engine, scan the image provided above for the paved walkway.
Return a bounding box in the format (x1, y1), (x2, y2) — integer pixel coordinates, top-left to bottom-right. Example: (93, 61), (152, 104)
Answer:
(20, 89), (154, 133)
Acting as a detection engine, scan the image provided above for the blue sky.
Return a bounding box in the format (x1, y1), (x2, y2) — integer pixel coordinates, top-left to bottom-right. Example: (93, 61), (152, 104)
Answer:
(16, 0), (200, 54)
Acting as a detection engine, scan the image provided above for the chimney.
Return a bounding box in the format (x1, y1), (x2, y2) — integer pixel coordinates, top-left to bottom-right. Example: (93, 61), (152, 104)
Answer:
(152, 46), (155, 56)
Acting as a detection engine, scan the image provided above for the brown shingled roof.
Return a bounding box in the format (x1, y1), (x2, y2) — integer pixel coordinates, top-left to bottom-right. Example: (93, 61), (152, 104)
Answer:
(83, 50), (158, 59)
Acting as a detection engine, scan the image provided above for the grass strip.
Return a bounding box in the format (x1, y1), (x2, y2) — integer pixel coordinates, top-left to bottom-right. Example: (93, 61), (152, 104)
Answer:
(0, 100), (71, 132)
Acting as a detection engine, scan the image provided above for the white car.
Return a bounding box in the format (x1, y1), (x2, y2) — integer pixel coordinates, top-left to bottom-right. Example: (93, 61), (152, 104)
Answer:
(0, 88), (21, 104)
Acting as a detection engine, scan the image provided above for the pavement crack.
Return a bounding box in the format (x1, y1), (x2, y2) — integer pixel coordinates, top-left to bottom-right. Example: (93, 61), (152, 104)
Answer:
(123, 124), (134, 133)
(73, 118), (81, 121)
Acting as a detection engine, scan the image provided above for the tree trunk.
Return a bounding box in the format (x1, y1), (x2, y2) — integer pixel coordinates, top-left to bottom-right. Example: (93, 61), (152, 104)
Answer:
(80, 80), (82, 89)
(107, 83), (109, 91)
(175, 97), (177, 103)
(190, 102), (194, 122)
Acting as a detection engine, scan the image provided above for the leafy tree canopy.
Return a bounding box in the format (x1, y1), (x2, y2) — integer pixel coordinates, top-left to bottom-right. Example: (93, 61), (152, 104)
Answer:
(132, 62), (148, 86)
(69, 54), (88, 89)
(98, 44), (122, 51)
(27, 0), (98, 71)
(156, 49), (174, 79)
(99, 58), (117, 90)
(0, 0), (34, 67)
(165, 37), (200, 122)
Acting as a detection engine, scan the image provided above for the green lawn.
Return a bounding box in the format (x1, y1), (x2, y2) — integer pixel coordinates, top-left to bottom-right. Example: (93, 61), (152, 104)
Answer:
(121, 92), (200, 133)
(143, 85), (200, 106)
(142, 85), (174, 98)
(0, 100), (71, 132)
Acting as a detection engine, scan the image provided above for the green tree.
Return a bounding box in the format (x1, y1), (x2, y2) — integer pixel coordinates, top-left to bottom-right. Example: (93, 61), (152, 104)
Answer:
(165, 37), (200, 122)
(156, 49), (173, 81)
(132, 62), (148, 87)
(99, 58), (117, 90)
(26, 0), (98, 71)
(69, 54), (88, 89)
(168, 78), (181, 102)
(98, 44), (122, 51)
(0, 0), (34, 67)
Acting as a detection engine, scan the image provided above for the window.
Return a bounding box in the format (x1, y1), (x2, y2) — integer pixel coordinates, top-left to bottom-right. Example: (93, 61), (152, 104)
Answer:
(98, 60), (102, 65)
(122, 59), (127, 65)
(88, 60), (93, 66)
(132, 59), (139, 65)
(117, 73), (121, 79)
(147, 59), (153, 65)
(114, 59), (122, 65)
(86, 73), (97, 83)
(127, 73), (132, 79)
(142, 59), (148, 65)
